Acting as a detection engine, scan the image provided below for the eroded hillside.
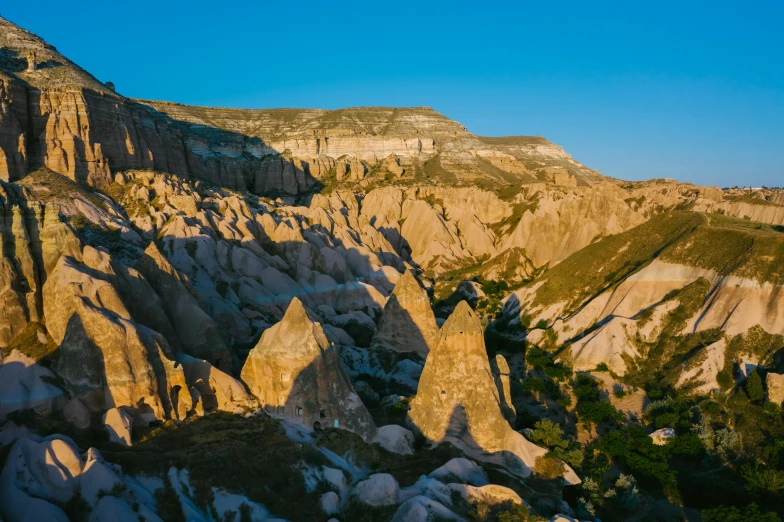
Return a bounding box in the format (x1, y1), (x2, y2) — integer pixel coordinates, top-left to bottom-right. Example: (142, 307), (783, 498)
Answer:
(1, 14), (784, 522)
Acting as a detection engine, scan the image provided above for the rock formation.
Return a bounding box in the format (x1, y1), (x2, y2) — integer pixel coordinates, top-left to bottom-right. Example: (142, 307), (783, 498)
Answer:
(241, 297), (376, 440)
(135, 242), (233, 370)
(407, 301), (578, 483)
(371, 270), (440, 357)
(43, 246), (191, 421)
(768, 373), (784, 408)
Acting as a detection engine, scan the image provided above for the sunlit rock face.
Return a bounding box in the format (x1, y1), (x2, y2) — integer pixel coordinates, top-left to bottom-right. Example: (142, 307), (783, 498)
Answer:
(241, 297), (376, 440)
(407, 301), (578, 483)
(43, 247), (190, 420)
(371, 270), (440, 357)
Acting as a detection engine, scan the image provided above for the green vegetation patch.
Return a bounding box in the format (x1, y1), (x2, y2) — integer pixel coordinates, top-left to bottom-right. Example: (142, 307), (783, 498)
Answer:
(660, 226), (754, 275)
(17, 168), (109, 210)
(105, 413), (326, 520)
(531, 211), (704, 312)
(1, 322), (58, 365)
(623, 278), (720, 390)
(715, 326), (784, 390)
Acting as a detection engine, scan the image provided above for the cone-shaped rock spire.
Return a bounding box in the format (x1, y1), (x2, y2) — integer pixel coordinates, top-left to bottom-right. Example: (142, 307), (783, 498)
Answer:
(371, 270), (439, 356)
(241, 298), (376, 440)
(407, 301), (579, 483)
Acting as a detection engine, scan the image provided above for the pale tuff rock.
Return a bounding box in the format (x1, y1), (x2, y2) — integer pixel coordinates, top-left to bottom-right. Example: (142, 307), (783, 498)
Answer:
(135, 242), (233, 370)
(677, 339), (726, 393)
(43, 248), (190, 420)
(693, 195), (784, 226)
(418, 186), (511, 225)
(444, 205), (497, 258)
(102, 408), (133, 446)
(401, 199), (470, 269)
(0, 436), (81, 522)
(0, 432), (166, 522)
(351, 473), (400, 506)
(371, 270), (440, 356)
(479, 247), (536, 284)
(374, 425), (415, 455)
(570, 318), (640, 375)
(407, 301), (579, 483)
(391, 496), (462, 522)
(63, 398), (91, 429)
(320, 491), (340, 515)
(179, 354), (252, 413)
(0, 350), (65, 420)
(387, 359), (425, 391)
(428, 458), (489, 487)
(448, 483), (528, 508)
(89, 495), (140, 522)
(501, 185), (645, 268)
(241, 297), (376, 440)
(767, 373), (784, 407)
(0, 203), (41, 347)
(650, 428), (675, 446)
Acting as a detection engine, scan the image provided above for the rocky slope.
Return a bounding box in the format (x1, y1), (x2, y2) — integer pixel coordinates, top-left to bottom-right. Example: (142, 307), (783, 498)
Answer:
(2, 14), (784, 522)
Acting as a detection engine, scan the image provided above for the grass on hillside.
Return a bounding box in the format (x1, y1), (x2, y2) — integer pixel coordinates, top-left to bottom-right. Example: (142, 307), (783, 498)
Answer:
(16, 168), (109, 210)
(1, 322), (58, 366)
(661, 213), (784, 285)
(530, 211), (704, 312)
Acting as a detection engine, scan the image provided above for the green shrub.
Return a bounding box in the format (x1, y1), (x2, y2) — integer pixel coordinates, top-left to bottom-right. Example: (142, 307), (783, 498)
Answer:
(702, 503), (781, 522)
(745, 370), (765, 403)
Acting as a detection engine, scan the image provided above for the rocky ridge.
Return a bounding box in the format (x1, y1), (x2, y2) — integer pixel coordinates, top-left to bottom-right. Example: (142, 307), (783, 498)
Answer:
(1, 14), (784, 522)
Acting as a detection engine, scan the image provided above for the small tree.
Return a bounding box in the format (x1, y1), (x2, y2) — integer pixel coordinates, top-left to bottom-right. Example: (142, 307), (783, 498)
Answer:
(746, 370), (765, 403)
(530, 418), (567, 449)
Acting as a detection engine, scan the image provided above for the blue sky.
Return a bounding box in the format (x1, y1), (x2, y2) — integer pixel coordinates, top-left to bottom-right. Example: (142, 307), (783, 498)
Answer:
(4, 1), (783, 187)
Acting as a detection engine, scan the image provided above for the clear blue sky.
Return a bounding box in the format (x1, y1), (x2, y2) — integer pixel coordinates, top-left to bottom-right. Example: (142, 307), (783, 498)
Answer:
(4, 1), (783, 187)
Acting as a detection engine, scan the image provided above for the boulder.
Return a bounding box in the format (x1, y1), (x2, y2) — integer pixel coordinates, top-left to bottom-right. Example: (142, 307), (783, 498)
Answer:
(429, 458), (489, 487)
(391, 496), (461, 522)
(448, 483), (527, 507)
(320, 491), (340, 515)
(375, 425), (415, 455)
(387, 359), (424, 391)
(63, 398), (91, 429)
(103, 408), (133, 446)
(371, 270), (439, 357)
(0, 435), (81, 522)
(767, 372), (784, 407)
(241, 297), (376, 440)
(179, 355), (252, 413)
(351, 473), (400, 507)
(650, 428), (675, 446)
(0, 350), (65, 420)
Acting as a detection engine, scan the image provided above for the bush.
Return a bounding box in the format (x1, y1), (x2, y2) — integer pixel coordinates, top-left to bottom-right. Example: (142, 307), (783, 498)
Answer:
(702, 503), (781, 522)
(577, 400), (619, 424)
(522, 378), (546, 393)
(530, 419), (567, 449)
(740, 463), (784, 494)
(746, 370), (765, 403)
(533, 455), (565, 479)
(595, 362), (609, 372)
